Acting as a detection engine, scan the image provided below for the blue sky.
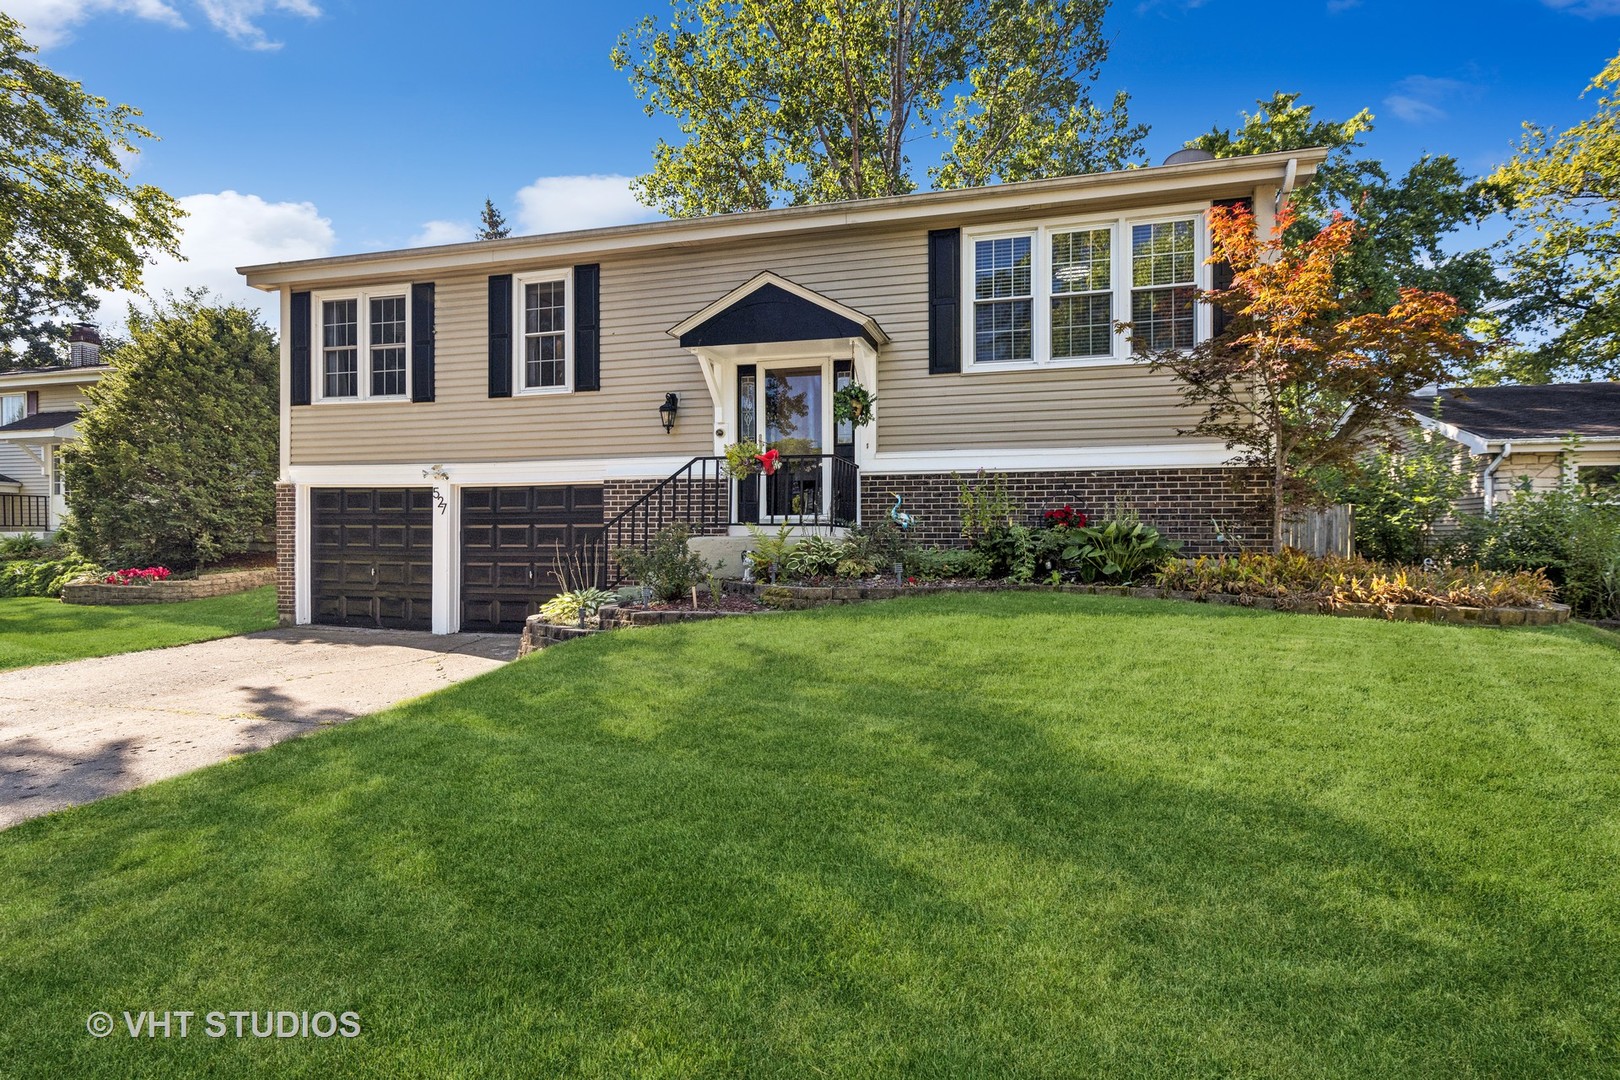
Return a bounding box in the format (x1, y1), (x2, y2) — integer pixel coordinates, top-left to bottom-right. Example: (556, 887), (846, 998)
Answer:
(11, 0), (1618, 325)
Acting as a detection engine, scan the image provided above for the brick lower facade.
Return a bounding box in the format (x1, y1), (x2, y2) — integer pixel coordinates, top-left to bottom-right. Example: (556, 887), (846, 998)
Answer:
(275, 482), (295, 622)
(861, 468), (1272, 555)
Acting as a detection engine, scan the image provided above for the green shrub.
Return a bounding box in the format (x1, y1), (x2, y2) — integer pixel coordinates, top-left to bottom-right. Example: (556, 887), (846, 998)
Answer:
(841, 520), (909, 568)
(615, 525), (710, 603)
(1156, 552), (1554, 610)
(0, 533), (51, 559)
(1473, 487), (1620, 618)
(1329, 433), (1472, 563)
(0, 555), (102, 598)
(971, 523), (1035, 581)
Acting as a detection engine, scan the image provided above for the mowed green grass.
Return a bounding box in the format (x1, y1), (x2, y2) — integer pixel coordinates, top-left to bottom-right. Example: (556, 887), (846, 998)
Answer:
(0, 586), (277, 670)
(1, 593), (1617, 1078)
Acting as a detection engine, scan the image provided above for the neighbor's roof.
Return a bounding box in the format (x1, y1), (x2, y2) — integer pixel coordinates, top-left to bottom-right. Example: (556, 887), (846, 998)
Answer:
(0, 410), (79, 436)
(238, 147), (1329, 289)
(1408, 383), (1620, 442)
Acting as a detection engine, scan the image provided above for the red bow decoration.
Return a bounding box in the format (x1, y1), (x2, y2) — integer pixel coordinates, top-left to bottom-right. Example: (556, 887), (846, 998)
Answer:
(756, 448), (781, 476)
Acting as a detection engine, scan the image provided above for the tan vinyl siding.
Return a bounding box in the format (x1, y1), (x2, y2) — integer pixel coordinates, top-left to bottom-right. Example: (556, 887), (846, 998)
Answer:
(0, 381), (90, 497)
(289, 218), (1207, 466)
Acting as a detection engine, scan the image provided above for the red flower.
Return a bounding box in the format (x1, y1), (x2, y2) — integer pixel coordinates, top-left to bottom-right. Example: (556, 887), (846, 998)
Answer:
(756, 448), (781, 476)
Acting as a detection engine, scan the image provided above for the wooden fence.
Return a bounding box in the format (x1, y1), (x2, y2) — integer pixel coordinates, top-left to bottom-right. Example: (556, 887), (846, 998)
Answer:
(1281, 504), (1354, 557)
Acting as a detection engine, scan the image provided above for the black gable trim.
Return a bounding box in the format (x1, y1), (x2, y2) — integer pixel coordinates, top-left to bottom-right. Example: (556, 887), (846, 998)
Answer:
(679, 283), (875, 349)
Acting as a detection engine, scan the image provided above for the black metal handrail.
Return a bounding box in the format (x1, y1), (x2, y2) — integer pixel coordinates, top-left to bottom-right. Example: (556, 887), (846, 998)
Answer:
(601, 455), (860, 585)
(0, 494), (49, 531)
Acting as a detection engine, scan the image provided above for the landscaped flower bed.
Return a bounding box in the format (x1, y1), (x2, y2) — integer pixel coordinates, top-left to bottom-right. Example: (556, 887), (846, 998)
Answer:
(1154, 552), (1557, 612)
(103, 566), (173, 585)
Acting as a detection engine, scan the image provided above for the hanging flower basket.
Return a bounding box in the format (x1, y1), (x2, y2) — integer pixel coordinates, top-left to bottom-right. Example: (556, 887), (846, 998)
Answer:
(833, 381), (877, 428)
(723, 439), (764, 479)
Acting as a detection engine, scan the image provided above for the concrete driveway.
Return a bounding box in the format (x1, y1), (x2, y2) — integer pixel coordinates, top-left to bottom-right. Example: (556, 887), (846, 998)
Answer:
(0, 626), (517, 829)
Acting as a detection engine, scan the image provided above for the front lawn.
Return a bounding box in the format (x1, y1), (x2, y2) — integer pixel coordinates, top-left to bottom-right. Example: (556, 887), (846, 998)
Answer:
(1, 593), (1617, 1078)
(0, 586), (277, 670)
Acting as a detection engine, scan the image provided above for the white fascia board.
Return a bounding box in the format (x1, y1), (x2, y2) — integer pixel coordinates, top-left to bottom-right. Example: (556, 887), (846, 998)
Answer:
(1409, 410), (1489, 455)
(240, 150), (1327, 290)
(286, 455), (698, 487)
(868, 443), (1240, 473)
(0, 367), (108, 389)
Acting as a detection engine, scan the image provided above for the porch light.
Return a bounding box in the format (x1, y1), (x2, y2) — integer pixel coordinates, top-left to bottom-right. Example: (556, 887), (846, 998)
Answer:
(659, 392), (679, 434)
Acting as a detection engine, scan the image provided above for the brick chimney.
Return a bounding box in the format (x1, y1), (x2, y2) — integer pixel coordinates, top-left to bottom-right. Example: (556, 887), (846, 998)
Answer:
(67, 323), (102, 367)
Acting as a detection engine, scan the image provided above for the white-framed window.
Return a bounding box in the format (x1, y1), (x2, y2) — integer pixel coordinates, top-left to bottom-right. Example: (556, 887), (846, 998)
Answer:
(514, 270), (572, 393)
(1, 393), (24, 426)
(1130, 219), (1198, 353)
(51, 444), (66, 497)
(314, 288), (410, 402)
(962, 208), (1209, 370)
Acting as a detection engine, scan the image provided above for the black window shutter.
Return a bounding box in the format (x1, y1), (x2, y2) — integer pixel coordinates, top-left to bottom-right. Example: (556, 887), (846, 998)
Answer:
(1210, 198), (1251, 339)
(927, 229), (961, 374)
(488, 274), (512, 398)
(410, 282), (435, 403)
(574, 263), (600, 392)
(25, 391), (38, 416)
(289, 290), (312, 406)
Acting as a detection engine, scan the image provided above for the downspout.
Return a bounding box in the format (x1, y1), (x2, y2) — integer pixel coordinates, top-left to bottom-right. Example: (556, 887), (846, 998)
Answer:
(1482, 441), (1511, 514)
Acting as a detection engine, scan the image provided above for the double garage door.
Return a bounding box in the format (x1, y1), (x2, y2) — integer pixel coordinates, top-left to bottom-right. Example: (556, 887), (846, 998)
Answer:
(310, 485), (603, 633)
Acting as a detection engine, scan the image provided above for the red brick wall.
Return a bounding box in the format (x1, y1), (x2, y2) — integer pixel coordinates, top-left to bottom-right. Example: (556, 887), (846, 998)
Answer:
(275, 482), (295, 622)
(863, 468), (1272, 555)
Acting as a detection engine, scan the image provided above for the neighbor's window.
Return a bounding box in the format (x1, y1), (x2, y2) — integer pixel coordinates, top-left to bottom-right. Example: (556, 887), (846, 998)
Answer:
(1050, 227), (1113, 359)
(1, 393), (25, 426)
(972, 234), (1033, 364)
(51, 444), (66, 496)
(317, 291), (408, 401)
(515, 272), (571, 392)
(1130, 219), (1198, 352)
(1580, 464), (1620, 495)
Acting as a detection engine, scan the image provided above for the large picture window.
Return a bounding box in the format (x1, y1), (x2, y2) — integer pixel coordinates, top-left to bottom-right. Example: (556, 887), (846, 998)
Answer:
(316, 289), (409, 401)
(514, 271), (572, 393)
(0, 393), (24, 426)
(963, 211), (1206, 369)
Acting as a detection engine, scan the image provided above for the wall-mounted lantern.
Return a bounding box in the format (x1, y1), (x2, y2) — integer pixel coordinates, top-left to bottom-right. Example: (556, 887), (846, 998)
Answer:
(659, 392), (679, 434)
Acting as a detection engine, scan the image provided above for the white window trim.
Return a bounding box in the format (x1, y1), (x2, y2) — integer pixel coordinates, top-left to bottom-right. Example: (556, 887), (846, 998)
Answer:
(50, 443), (65, 497)
(0, 392), (25, 426)
(311, 287), (412, 404)
(960, 202), (1212, 373)
(513, 268), (574, 396)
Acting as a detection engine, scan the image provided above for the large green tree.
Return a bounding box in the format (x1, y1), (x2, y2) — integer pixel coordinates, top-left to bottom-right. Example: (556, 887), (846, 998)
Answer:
(1190, 93), (1502, 330)
(1491, 50), (1620, 381)
(0, 13), (182, 368)
(62, 293), (277, 570)
(612, 0), (1147, 216)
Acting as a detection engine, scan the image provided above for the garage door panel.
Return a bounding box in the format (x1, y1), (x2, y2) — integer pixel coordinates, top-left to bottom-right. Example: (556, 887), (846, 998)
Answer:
(310, 487), (433, 631)
(461, 485), (605, 633)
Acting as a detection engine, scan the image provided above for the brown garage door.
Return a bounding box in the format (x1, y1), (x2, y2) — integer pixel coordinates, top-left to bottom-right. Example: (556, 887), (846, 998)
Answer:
(311, 488), (434, 630)
(460, 485), (604, 633)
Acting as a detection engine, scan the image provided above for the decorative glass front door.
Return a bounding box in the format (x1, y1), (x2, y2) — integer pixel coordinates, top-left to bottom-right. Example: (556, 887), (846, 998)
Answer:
(763, 365), (825, 519)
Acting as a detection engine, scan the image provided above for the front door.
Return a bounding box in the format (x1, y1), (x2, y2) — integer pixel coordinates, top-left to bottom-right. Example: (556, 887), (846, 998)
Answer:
(762, 364), (825, 520)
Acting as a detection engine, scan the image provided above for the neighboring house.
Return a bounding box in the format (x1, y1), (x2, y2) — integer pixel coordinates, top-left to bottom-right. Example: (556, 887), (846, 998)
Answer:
(0, 326), (107, 535)
(1407, 382), (1620, 515)
(240, 148), (1327, 633)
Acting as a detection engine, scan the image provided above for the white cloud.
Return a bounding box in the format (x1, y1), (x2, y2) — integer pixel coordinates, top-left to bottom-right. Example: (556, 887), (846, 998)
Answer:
(9, 0), (317, 49)
(95, 190), (334, 331)
(1383, 75), (1474, 124)
(514, 175), (662, 236)
(1541, 0), (1620, 14)
(410, 220), (476, 247)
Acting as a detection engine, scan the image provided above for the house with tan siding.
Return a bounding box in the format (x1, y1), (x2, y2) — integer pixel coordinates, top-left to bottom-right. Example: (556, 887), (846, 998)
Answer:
(1408, 382), (1620, 515)
(0, 327), (108, 535)
(240, 148), (1326, 633)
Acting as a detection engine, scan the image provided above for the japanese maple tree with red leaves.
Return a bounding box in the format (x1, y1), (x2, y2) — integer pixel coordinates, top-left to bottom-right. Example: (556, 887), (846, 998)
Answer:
(1137, 200), (1480, 553)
